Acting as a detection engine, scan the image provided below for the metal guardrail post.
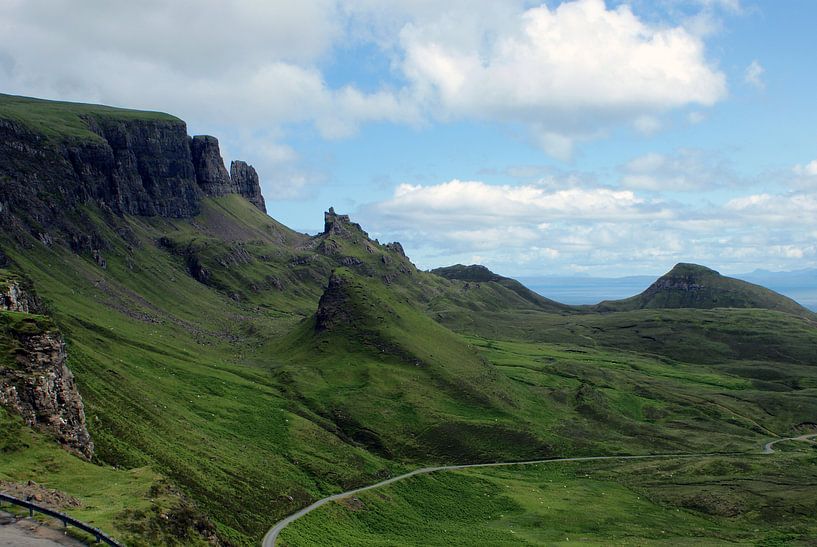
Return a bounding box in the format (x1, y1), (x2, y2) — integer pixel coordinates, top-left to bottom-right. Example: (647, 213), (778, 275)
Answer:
(0, 492), (123, 546)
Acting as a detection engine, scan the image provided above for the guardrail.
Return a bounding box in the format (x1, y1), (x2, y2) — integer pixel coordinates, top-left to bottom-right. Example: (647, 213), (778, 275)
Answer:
(0, 492), (122, 546)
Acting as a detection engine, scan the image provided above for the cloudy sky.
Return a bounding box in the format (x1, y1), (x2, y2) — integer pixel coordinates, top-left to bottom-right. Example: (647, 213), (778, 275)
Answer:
(1, 0), (815, 276)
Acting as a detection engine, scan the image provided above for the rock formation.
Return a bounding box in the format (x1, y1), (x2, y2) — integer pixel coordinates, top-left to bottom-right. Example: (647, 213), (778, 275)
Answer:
(1, 278), (43, 314)
(0, 108), (269, 236)
(0, 321), (93, 459)
(323, 207), (368, 237)
(315, 270), (352, 332)
(230, 161), (267, 213)
(190, 135), (234, 197)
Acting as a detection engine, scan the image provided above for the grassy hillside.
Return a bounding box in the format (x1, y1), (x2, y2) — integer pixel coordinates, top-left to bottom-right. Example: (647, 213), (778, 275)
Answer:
(431, 264), (571, 312)
(1, 195), (815, 544)
(0, 407), (217, 546)
(0, 93), (179, 141)
(271, 267), (553, 463)
(0, 95), (816, 545)
(280, 448), (817, 546)
(595, 263), (813, 317)
(0, 196), (814, 543)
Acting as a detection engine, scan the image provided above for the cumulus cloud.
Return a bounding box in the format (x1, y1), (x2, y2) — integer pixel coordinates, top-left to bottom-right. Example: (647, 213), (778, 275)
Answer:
(358, 175), (817, 275)
(793, 160), (817, 177)
(398, 0), (726, 155)
(359, 178), (682, 271)
(0, 0), (419, 199)
(725, 192), (817, 223)
(374, 180), (667, 225)
(0, 0), (730, 182)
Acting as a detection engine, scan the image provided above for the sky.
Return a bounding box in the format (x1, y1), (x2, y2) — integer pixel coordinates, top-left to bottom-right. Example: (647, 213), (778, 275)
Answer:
(1, 0), (816, 277)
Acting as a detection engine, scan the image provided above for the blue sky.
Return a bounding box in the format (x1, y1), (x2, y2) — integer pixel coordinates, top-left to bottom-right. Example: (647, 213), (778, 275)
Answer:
(1, 0), (815, 276)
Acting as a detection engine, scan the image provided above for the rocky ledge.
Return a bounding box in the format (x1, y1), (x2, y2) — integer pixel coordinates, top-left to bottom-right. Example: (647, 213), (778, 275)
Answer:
(0, 281), (93, 459)
(0, 111), (267, 236)
(0, 323), (93, 459)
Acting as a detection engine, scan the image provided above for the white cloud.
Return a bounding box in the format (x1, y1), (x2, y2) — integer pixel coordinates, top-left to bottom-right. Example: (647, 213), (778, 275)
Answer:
(360, 178), (680, 270)
(382, 180), (664, 223)
(687, 111), (707, 124)
(0, 0), (731, 196)
(398, 0), (726, 155)
(744, 60), (765, 90)
(620, 148), (739, 191)
(725, 192), (817, 223)
(793, 160), (817, 177)
(358, 173), (817, 276)
(634, 115), (663, 135)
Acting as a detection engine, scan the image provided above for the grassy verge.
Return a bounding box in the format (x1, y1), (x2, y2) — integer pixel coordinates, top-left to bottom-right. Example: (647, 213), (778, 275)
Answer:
(280, 447), (817, 545)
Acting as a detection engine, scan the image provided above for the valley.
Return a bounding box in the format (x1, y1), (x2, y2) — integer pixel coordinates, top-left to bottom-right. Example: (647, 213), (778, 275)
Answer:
(0, 94), (815, 546)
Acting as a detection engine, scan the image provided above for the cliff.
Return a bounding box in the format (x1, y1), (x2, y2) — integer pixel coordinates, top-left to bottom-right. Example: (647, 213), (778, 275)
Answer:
(0, 310), (93, 459)
(0, 94), (267, 238)
(230, 160), (267, 213)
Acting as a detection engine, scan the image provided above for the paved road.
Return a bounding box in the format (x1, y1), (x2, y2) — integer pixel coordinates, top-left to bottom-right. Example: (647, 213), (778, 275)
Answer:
(763, 433), (817, 454)
(262, 434), (817, 546)
(0, 511), (84, 547)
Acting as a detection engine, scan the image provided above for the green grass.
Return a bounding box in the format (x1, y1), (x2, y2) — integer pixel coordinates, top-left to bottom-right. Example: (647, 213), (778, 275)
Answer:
(0, 93), (179, 141)
(0, 309), (55, 361)
(0, 407), (198, 545)
(0, 191), (815, 544)
(280, 448), (817, 546)
(593, 263), (814, 318)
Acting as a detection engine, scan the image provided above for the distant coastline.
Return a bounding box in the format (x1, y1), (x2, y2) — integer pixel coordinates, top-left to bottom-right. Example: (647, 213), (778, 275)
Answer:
(520, 269), (817, 311)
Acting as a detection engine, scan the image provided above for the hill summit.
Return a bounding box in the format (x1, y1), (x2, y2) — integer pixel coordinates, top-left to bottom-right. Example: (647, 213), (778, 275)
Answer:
(596, 263), (813, 317)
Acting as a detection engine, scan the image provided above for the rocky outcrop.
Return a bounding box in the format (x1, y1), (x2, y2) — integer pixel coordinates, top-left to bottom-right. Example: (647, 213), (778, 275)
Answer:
(190, 135), (234, 197)
(384, 242), (406, 257)
(0, 116), (201, 224)
(0, 322), (93, 459)
(1, 279), (43, 314)
(0, 97), (270, 239)
(87, 116), (202, 217)
(323, 207), (368, 237)
(230, 161), (266, 213)
(315, 271), (353, 332)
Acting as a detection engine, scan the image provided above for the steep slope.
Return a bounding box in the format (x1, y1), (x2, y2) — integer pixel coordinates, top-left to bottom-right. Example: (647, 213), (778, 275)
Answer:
(275, 267), (554, 463)
(431, 264), (571, 312)
(1, 94), (817, 546)
(595, 263), (813, 317)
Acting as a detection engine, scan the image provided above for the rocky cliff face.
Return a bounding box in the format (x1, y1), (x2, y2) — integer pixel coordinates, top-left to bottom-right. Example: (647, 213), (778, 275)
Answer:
(1, 278), (43, 314)
(323, 207), (367, 237)
(190, 135), (233, 197)
(315, 270), (353, 332)
(230, 160), (267, 213)
(0, 104), (268, 236)
(0, 318), (93, 459)
(0, 117), (202, 223)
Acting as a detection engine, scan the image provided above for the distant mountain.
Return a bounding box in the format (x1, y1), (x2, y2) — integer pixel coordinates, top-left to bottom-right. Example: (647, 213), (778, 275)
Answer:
(594, 263), (814, 317)
(734, 269), (817, 311)
(430, 264), (570, 312)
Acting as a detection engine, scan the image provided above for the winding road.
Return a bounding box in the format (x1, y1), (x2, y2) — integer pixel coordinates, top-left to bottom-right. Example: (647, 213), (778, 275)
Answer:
(262, 434), (817, 546)
(763, 433), (817, 454)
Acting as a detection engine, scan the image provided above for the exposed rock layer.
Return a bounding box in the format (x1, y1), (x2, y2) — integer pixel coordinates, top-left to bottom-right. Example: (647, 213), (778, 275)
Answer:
(1, 279), (43, 314)
(230, 160), (267, 213)
(0, 115), (267, 235)
(0, 325), (94, 459)
(191, 135), (233, 197)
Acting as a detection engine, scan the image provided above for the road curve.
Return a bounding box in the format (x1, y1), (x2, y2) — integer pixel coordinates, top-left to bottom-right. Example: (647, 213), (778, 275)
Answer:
(263, 435), (817, 546)
(763, 433), (817, 454)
